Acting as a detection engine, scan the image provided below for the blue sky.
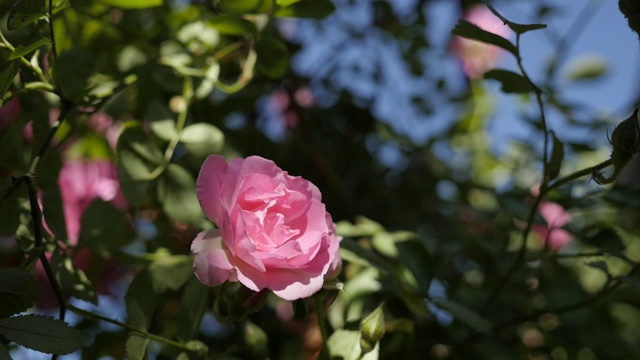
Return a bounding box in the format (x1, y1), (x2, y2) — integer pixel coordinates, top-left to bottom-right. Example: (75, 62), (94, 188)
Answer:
(285, 0), (640, 153)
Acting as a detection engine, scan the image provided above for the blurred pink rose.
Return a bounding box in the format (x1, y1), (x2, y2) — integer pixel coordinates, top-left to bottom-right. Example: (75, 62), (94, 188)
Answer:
(37, 159), (128, 307)
(0, 98), (22, 134)
(450, 5), (512, 79)
(532, 201), (572, 250)
(192, 155), (341, 301)
(85, 112), (123, 150)
(57, 159), (127, 243)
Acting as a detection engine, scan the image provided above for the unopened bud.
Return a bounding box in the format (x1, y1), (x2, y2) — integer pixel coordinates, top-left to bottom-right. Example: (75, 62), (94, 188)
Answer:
(359, 302), (385, 354)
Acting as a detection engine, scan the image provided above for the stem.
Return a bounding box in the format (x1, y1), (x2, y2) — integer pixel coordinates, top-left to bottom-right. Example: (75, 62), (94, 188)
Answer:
(29, 106), (70, 175)
(481, 159), (613, 312)
(48, 0), (61, 90)
(215, 48), (256, 94)
(25, 176), (66, 323)
(146, 76), (193, 180)
(0, 30), (50, 85)
(315, 294), (331, 360)
(67, 304), (201, 355)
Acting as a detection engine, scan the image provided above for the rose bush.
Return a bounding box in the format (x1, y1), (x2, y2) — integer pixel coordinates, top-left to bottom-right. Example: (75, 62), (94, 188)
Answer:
(192, 155), (341, 301)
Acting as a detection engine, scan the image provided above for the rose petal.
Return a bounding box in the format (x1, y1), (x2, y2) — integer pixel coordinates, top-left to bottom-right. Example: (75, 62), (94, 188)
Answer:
(192, 229), (236, 286)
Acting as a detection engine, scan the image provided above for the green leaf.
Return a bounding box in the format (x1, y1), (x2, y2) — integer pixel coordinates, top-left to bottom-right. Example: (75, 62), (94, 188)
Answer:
(255, 36), (289, 79)
(195, 62), (221, 99)
(484, 69), (534, 93)
(274, 0), (335, 19)
(117, 122), (161, 206)
(79, 200), (131, 254)
(432, 299), (492, 334)
(157, 164), (201, 224)
(244, 322), (268, 359)
(125, 333), (149, 360)
(148, 101), (177, 141)
(451, 20), (517, 56)
(276, 0), (299, 5)
(336, 216), (384, 238)
(485, 4), (547, 35)
(180, 123), (224, 158)
(56, 49), (96, 102)
(0, 268), (39, 318)
(119, 122), (163, 164)
(207, 15), (257, 36)
(50, 252), (97, 305)
(0, 315), (84, 355)
(586, 261), (610, 275)
(547, 131), (564, 181)
(99, 0), (163, 9)
(581, 228), (627, 258)
(0, 59), (20, 99)
(566, 56), (608, 82)
(8, 37), (51, 60)
(616, 275), (640, 288)
(177, 276), (209, 341)
(328, 329), (379, 360)
(148, 252), (193, 293)
(125, 269), (155, 329)
(7, 0), (45, 30)
(218, 0), (273, 14)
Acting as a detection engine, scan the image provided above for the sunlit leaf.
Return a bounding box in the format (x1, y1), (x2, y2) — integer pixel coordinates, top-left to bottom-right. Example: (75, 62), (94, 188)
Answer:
(157, 164), (201, 224)
(0, 315), (84, 355)
(451, 20), (517, 56)
(484, 69), (534, 93)
(180, 123), (224, 158)
(98, 0), (163, 9)
(8, 37), (51, 60)
(148, 252), (193, 293)
(328, 329), (379, 360)
(125, 333), (149, 360)
(0, 268), (39, 318)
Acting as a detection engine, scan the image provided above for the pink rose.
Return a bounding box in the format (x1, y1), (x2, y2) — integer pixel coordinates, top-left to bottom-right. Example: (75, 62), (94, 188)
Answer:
(192, 155), (341, 301)
(58, 159), (127, 243)
(532, 201), (572, 250)
(450, 5), (512, 79)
